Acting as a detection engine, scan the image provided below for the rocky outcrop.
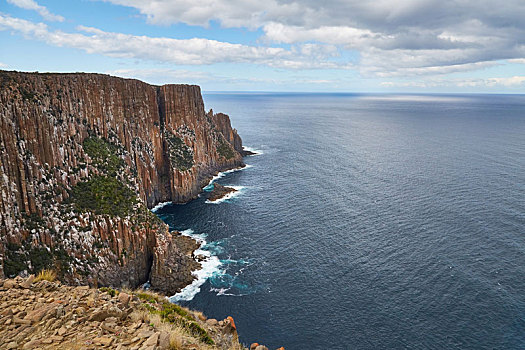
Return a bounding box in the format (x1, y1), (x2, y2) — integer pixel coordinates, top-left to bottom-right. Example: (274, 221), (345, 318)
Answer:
(0, 70), (245, 293)
(209, 111), (243, 154)
(150, 233), (200, 294)
(208, 183), (238, 202)
(0, 276), (248, 349)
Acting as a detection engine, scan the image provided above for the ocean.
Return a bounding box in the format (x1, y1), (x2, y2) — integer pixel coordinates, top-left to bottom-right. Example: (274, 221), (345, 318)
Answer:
(153, 93), (525, 349)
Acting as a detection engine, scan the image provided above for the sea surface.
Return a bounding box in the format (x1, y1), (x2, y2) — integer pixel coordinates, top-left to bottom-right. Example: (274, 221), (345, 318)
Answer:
(154, 93), (525, 349)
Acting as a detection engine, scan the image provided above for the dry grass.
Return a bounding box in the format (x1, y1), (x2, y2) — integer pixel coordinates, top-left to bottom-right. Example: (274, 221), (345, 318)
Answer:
(149, 313), (163, 328)
(169, 326), (185, 350)
(130, 309), (150, 323)
(195, 311), (207, 322)
(120, 287), (133, 295)
(34, 269), (57, 282)
(134, 289), (164, 303)
(130, 288), (248, 350)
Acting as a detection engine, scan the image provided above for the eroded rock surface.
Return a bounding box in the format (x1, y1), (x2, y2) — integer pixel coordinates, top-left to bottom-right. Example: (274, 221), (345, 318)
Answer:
(0, 276), (249, 349)
(0, 71), (245, 293)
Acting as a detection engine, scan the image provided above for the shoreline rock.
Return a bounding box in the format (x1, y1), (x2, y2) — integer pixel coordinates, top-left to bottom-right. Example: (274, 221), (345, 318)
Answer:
(208, 183), (238, 202)
(241, 149), (257, 156)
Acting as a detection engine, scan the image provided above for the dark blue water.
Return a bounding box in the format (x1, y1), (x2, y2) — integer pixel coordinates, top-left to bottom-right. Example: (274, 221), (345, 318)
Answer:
(155, 93), (525, 349)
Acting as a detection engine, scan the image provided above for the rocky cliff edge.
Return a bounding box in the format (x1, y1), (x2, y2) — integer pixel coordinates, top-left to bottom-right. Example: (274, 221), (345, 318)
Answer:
(0, 275), (283, 350)
(0, 70), (246, 294)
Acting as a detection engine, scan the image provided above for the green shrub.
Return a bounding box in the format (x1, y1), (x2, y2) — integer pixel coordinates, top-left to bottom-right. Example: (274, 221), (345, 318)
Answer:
(217, 138), (235, 159)
(3, 244), (27, 277)
(3, 244), (53, 277)
(28, 247), (53, 273)
(136, 291), (161, 304)
(70, 175), (137, 216)
(83, 136), (124, 175)
(22, 213), (45, 231)
(100, 287), (119, 297)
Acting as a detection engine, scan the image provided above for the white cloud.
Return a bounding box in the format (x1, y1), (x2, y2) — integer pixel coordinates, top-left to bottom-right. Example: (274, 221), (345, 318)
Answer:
(0, 15), (350, 70)
(367, 61), (500, 78)
(97, 0), (525, 77)
(0, 62), (7, 68)
(7, 0), (64, 22)
(4, 1), (525, 79)
(486, 76), (525, 87)
(381, 76), (525, 88)
(263, 23), (378, 47)
(107, 67), (341, 87)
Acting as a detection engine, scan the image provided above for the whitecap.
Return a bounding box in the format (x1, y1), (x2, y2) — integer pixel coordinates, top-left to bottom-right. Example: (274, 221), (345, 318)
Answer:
(151, 201), (172, 213)
(170, 229), (221, 302)
(170, 255), (222, 302)
(203, 165), (253, 190)
(206, 186), (245, 204)
(179, 229), (207, 243)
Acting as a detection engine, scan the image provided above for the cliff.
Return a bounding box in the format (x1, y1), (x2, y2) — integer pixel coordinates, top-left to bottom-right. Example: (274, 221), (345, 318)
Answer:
(0, 70), (246, 294)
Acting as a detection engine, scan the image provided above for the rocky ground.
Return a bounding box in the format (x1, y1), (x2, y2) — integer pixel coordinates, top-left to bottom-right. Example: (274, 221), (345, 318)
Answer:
(0, 276), (282, 350)
(207, 184), (237, 202)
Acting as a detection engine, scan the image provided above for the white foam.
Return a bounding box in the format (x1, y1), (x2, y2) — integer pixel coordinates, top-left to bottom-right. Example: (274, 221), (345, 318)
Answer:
(210, 287), (238, 296)
(206, 186), (245, 204)
(203, 165), (253, 190)
(243, 146), (263, 155)
(170, 255), (222, 302)
(179, 229), (207, 242)
(151, 201), (171, 213)
(209, 287), (250, 297)
(170, 229), (222, 302)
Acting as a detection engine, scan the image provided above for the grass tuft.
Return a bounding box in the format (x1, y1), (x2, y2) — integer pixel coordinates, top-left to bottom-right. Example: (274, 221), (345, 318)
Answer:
(99, 286), (119, 297)
(34, 269), (57, 282)
(135, 289), (163, 304)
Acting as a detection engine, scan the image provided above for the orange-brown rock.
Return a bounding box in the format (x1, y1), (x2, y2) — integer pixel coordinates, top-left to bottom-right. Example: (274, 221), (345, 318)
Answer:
(0, 70), (245, 294)
(227, 316), (236, 330)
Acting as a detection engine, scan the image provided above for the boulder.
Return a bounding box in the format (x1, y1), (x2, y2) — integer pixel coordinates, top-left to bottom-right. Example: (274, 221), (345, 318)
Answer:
(20, 275), (35, 289)
(118, 292), (131, 307)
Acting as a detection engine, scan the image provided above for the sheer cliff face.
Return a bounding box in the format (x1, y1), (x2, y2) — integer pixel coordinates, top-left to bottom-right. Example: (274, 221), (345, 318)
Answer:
(0, 71), (244, 293)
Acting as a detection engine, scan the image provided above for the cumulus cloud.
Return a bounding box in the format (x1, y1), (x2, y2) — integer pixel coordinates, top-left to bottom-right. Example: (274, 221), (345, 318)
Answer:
(0, 15), (351, 69)
(6, 0), (64, 22)
(98, 0), (525, 76)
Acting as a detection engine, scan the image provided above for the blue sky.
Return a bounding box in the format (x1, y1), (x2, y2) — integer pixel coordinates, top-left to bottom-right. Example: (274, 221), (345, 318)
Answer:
(1, 0), (525, 92)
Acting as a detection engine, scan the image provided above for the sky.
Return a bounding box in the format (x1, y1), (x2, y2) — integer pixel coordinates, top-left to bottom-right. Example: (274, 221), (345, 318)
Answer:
(0, 0), (525, 92)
